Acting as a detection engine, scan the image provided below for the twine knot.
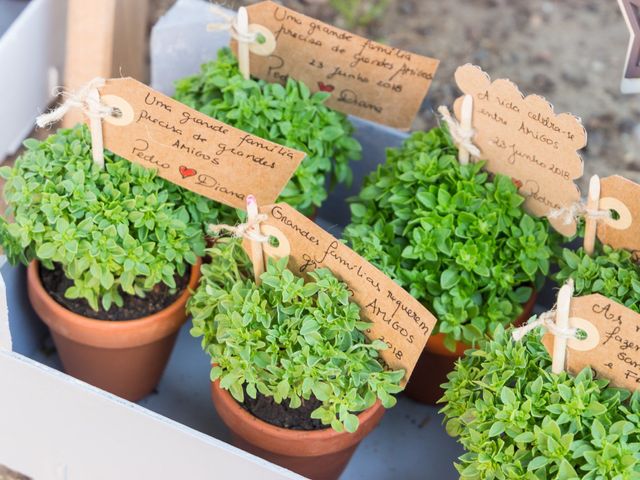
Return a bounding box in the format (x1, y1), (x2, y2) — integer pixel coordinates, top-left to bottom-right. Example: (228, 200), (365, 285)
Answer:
(438, 105), (481, 158)
(208, 214), (269, 243)
(512, 311), (578, 342)
(36, 78), (115, 128)
(547, 202), (612, 226)
(207, 6), (260, 43)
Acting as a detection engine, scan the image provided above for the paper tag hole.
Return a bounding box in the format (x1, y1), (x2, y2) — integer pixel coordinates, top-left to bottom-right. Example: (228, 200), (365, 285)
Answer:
(599, 197), (632, 230)
(248, 24), (276, 56)
(567, 317), (599, 351)
(101, 94), (134, 126)
(261, 225), (290, 257)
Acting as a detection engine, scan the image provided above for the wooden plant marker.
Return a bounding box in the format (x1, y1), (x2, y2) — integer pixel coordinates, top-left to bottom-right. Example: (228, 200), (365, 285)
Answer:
(438, 94), (479, 166)
(552, 280), (573, 374)
(246, 195), (266, 284)
(236, 7), (251, 80)
(583, 175), (601, 257)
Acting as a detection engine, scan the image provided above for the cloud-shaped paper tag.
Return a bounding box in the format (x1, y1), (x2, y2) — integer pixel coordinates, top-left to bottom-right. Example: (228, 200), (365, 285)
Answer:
(453, 64), (586, 236)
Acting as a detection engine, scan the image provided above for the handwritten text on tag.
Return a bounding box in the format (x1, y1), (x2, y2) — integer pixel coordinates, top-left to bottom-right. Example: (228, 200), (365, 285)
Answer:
(97, 78), (305, 210)
(453, 64), (585, 237)
(236, 1), (439, 129)
(543, 294), (640, 391)
(257, 203), (437, 382)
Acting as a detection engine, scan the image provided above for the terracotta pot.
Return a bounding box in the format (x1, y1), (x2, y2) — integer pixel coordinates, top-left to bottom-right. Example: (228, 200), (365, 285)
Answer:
(211, 380), (384, 480)
(403, 290), (538, 405)
(27, 259), (201, 401)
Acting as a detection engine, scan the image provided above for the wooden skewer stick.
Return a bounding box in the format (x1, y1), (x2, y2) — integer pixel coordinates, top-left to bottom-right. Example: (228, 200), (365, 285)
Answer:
(237, 7), (250, 80)
(246, 195), (265, 284)
(458, 94), (473, 166)
(552, 279), (574, 374)
(583, 175), (600, 257)
(87, 88), (105, 169)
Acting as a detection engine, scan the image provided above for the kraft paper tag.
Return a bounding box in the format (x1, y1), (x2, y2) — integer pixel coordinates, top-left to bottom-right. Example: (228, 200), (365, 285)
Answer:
(235, 1), (439, 129)
(597, 176), (638, 256)
(257, 203), (437, 382)
(96, 78), (305, 210)
(542, 294), (640, 391)
(453, 64), (585, 236)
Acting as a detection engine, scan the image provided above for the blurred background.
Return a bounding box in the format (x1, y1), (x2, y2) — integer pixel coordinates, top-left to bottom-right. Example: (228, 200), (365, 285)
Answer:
(154, 0), (637, 189)
(2, 0), (637, 187)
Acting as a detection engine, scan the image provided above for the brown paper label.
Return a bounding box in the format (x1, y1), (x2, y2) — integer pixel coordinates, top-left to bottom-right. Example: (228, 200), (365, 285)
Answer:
(453, 64), (585, 236)
(96, 78), (305, 210)
(597, 175), (638, 257)
(258, 203), (437, 382)
(543, 294), (640, 391)
(236, 1), (439, 129)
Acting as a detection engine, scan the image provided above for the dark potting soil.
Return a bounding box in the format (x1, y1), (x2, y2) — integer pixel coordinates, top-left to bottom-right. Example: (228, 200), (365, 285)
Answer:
(241, 390), (326, 431)
(40, 262), (190, 321)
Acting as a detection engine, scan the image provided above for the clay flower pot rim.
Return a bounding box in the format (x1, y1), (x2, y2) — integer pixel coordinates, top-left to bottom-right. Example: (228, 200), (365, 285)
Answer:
(426, 288), (539, 357)
(211, 379), (384, 455)
(27, 258), (202, 349)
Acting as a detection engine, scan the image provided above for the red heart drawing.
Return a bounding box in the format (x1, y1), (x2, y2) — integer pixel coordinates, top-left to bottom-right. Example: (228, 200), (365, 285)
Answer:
(179, 165), (197, 178)
(318, 81), (335, 93)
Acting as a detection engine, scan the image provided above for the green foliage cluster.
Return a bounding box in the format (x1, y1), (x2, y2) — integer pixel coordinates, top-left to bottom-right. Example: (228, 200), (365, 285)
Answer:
(0, 125), (210, 311)
(174, 48), (361, 219)
(441, 326), (640, 479)
(556, 245), (640, 313)
(343, 127), (554, 349)
(188, 239), (403, 433)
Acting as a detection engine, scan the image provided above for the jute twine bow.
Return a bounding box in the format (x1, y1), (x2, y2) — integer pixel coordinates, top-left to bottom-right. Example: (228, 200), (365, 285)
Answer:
(438, 105), (481, 160)
(208, 214), (270, 243)
(547, 202), (612, 226)
(207, 6), (260, 44)
(36, 78), (113, 128)
(36, 77), (116, 169)
(512, 311), (578, 342)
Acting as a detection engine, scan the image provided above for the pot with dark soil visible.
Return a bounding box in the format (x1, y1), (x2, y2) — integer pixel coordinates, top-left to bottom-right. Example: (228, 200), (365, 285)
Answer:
(403, 290), (538, 405)
(211, 381), (384, 480)
(189, 239), (403, 479)
(0, 126), (211, 400)
(27, 259), (201, 401)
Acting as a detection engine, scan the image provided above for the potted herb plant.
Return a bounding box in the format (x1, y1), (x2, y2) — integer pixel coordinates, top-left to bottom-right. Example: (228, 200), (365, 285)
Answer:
(556, 244), (640, 311)
(188, 238), (403, 480)
(174, 48), (362, 220)
(0, 125), (210, 401)
(343, 126), (555, 404)
(440, 326), (640, 478)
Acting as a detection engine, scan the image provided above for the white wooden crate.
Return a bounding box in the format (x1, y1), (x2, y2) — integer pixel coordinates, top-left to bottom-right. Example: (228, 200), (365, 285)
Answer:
(0, 0), (67, 158)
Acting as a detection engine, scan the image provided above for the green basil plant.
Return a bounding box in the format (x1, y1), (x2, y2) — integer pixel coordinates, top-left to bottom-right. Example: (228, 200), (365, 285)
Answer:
(441, 326), (640, 479)
(556, 244), (640, 313)
(343, 126), (558, 350)
(0, 125), (211, 311)
(174, 48), (362, 220)
(188, 238), (403, 433)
